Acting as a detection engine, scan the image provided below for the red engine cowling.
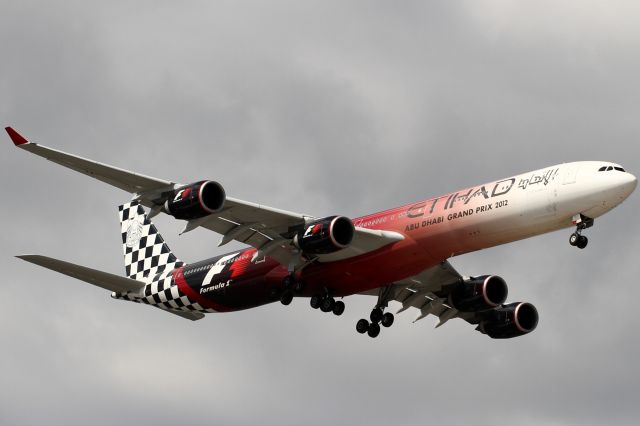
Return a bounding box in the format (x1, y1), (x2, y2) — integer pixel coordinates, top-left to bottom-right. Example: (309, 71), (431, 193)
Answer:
(479, 302), (539, 339)
(449, 275), (508, 312)
(293, 216), (354, 255)
(164, 180), (226, 220)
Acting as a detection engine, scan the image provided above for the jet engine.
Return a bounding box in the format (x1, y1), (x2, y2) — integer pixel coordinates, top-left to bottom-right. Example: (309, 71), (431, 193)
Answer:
(449, 275), (508, 312)
(164, 180), (226, 220)
(479, 302), (539, 339)
(293, 216), (355, 255)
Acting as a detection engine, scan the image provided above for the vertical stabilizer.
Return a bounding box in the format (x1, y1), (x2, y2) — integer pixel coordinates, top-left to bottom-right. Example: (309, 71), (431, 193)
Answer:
(118, 202), (183, 282)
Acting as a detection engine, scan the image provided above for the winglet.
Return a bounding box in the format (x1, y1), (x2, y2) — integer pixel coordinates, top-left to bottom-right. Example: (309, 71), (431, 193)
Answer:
(5, 127), (29, 146)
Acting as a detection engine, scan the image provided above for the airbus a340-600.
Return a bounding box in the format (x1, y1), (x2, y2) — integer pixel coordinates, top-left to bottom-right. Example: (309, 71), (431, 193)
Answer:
(6, 127), (636, 339)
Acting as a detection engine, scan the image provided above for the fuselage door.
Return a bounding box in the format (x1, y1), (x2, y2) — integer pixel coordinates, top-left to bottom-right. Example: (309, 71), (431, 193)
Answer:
(562, 164), (580, 185)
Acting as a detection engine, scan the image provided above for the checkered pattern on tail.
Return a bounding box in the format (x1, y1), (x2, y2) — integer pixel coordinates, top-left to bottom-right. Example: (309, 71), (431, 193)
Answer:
(119, 202), (183, 282)
(112, 270), (213, 313)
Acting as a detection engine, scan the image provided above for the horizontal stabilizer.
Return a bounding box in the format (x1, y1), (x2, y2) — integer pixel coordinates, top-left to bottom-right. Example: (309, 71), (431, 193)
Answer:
(155, 306), (205, 321)
(17, 255), (146, 294)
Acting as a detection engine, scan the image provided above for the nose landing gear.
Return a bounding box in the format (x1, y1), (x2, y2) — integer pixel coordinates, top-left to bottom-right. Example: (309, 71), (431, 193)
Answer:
(569, 214), (594, 250)
(569, 232), (588, 249)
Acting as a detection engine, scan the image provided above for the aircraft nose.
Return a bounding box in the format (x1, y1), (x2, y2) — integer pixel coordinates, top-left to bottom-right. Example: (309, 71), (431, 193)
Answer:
(622, 172), (638, 197)
(615, 172), (638, 201)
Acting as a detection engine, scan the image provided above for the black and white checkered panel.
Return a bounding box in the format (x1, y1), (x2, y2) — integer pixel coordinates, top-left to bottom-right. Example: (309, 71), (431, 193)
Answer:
(111, 269), (215, 313)
(119, 201), (184, 282)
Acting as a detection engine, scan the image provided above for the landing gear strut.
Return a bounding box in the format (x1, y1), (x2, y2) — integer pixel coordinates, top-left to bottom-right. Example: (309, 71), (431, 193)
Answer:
(569, 214), (594, 250)
(276, 274), (306, 305)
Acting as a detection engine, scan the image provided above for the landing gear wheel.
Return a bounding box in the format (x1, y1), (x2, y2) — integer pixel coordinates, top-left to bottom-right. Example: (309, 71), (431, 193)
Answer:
(367, 323), (381, 338)
(570, 215), (594, 249)
(320, 297), (335, 312)
(370, 308), (384, 323)
(381, 312), (395, 328)
(310, 294), (322, 309)
(569, 233), (579, 246)
(577, 235), (588, 249)
(332, 300), (345, 316)
(356, 319), (369, 334)
(280, 290), (294, 306)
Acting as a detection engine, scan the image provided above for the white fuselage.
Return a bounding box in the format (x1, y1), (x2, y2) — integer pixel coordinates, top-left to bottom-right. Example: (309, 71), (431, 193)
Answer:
(410, 161), (637, 260)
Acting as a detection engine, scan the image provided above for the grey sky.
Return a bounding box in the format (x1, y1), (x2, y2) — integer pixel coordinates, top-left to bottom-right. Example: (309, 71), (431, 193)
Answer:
(2, 1), (640, 425)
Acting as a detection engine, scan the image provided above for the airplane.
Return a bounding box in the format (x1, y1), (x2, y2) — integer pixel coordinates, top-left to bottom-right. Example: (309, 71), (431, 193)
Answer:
(6, 126), (637, 338)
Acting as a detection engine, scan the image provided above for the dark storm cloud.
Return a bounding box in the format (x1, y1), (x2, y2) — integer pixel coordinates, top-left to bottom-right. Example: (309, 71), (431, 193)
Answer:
(2, 1), (640, 425)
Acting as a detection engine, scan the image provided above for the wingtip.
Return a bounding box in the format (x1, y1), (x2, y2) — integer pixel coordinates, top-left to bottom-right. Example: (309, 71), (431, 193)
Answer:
(5, 127), (29, 146)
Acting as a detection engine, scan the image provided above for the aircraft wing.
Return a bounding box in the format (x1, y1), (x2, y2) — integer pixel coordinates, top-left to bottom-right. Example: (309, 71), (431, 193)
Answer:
(7, 127), (403, 267)
(5, 127), (176, 196)
(360, 261), (476, 328)
(17, 255), (146, 294)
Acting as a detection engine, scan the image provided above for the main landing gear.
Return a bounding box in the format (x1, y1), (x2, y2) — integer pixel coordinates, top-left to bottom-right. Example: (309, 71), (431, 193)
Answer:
(356, 285), (395, 338)
(569, 214), (594, 250)
(309, 290), (345, 316)
(356, 307), (395, 338)
(274, 274), (306, 306)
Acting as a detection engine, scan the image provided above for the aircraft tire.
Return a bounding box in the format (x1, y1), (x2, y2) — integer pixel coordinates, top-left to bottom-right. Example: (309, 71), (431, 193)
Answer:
(320, 297), (335, 312)
(280, 291), (294, 305)
(356, 319), (369, 334)
(310, 294), (322, 309)
(370, 308), (384, 323)
(577, 236), (588, 249)
(332, 300), (345, 316)
(381, 312), (395, 328)
(368, 323), (381, 338)
(569, 233), (579, 246)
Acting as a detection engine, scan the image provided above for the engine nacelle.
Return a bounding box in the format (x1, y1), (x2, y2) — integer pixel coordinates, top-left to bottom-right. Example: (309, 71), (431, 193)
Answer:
(449, 275), (508, 312)
(479, 302), (539, 339)
(164, 180), (226, 220)
(293, 216), (355, 255)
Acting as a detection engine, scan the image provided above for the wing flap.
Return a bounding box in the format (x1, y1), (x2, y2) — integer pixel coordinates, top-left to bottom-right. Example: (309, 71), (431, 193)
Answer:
(17, 255), (146, 294)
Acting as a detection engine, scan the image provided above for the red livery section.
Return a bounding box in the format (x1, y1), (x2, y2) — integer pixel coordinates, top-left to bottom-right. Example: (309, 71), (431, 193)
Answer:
(5, 127), (29, 146)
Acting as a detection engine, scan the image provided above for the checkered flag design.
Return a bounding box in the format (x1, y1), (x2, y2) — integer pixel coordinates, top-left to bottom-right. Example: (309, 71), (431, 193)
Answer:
(119, 202), (184, 282)
(112, 270), (214, 313)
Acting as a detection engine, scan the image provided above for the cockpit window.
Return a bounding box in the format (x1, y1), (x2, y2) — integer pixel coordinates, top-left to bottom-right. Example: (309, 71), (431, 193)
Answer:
(598, 165), (626, 172)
